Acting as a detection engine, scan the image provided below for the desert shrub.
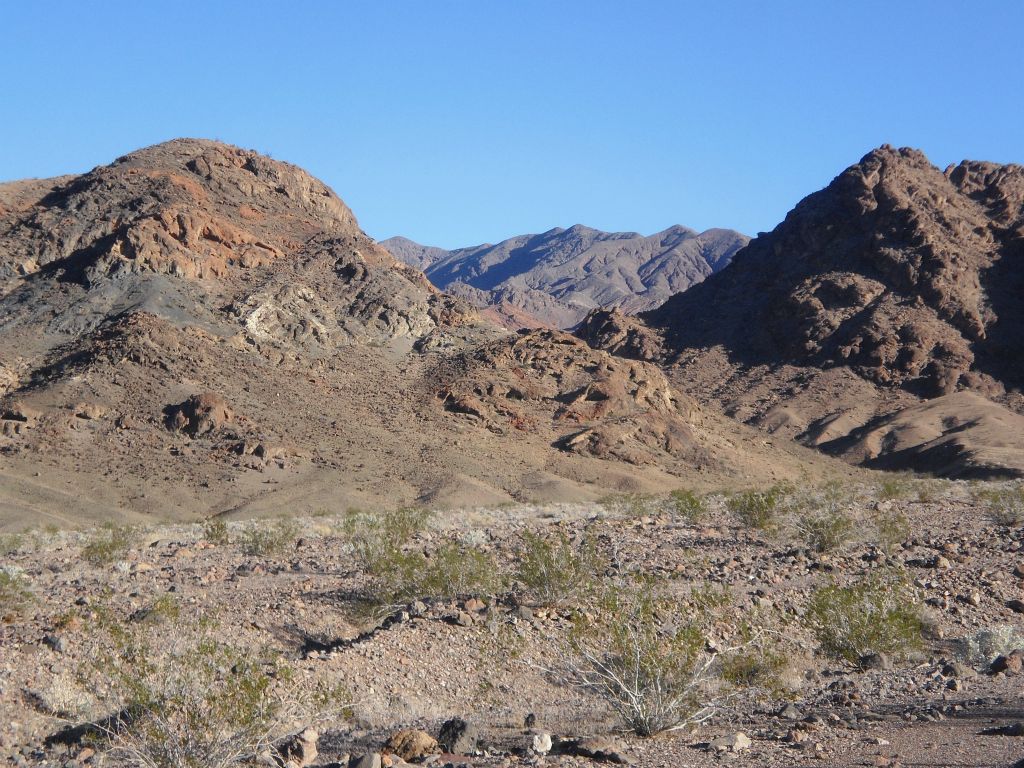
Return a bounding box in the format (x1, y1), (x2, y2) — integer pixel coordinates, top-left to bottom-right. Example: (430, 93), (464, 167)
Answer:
(515, 529), (603, 608)
(796, 510), (855, 553)
(562, 580), (728, 736)
(1, 569), (32, 620)
(688, 582), (732, 612)
(343, 507), (431, 569)
(726, 485), (787, 531)
(877, 476), (913, 501)
(871, 507), (910, 554)
(82, 522), (136, 565)
(975, 486), (1024, 526)
(0, 532), (24, 556)
(956, 624), (1024, 668)
(202, 518), (230, 545)
(239, 518), (300, 557)
(804, 574), (923, 663)
(35, 673), (94, 718)
(135, 593), (181, 625)
(598, 492), (657, 518)
(720, 644), (787, 695)
(84, 619), (348, 768)
(669, 490), (706, 523)
(419, 540), (504, 599)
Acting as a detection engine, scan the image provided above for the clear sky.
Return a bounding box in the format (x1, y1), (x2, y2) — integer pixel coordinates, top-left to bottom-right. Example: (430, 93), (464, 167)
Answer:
(2, 1), (1022, 248)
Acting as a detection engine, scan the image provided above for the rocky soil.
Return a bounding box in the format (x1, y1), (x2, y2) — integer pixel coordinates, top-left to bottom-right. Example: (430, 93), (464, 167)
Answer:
(2, 482), (1024, 767)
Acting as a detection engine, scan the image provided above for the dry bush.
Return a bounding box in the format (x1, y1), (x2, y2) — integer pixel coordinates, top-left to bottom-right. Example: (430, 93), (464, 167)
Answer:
(871, 507), (910, 554)
(956, 624), (1024, 668)
(556, 579), (754, 736)
(201, 518), (230, 545)
(795, 510), (855, 553)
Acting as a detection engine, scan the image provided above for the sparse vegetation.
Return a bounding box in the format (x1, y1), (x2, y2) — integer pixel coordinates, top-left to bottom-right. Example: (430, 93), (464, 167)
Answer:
(598, 492), (657, 518)
(669, 489), (706, 523)
(871, 507), (910, 554)
(1, 569), (32, 620)
(135, 593), (181, 625)
(514, 529), (603, 608)
(804, 573), (924, 663)
(82, 522), (136, 565)
(561, 579), (741, 736)
(796, 509), (855, 553)
(202, 517), (230, 545)
(0, 532), (25, 556)
(83, 616), (348, 768)
(877, 476), (913, 502)
(975, 485), (1024, 526)
(239, 518), (300, 557)
(727, 485), (786, 531)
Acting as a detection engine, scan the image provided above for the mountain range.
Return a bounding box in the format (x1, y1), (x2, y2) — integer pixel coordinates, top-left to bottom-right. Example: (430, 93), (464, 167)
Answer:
(0, 139), (812, 526)
(381, 225), (748, 328)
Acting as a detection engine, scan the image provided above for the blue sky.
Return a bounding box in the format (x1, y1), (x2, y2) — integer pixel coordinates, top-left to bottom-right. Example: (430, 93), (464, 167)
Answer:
(2, 1), (1021, 248)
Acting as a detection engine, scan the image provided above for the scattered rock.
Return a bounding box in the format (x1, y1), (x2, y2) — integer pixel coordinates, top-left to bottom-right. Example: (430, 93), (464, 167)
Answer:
(384, 729), (438, 762)
(1006, 599), (1024, 614)
(531, 733), (552, 755)
(991, 650), (1024, 675)
(165, 392), (234, 437)
(437, 717), (477, 755)
(274, 727), (318, 767)
(348, 754), (382, 768)
(709, 731), (752, 753)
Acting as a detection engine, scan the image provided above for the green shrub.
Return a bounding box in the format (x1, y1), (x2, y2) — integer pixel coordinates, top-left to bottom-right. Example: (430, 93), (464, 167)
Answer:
(804, 574), (923, 663)
(871, 507), (910, 554)
(720, 646), (787, 694)
(1, 570), (32, 620)
(976, 486), (1024, 526)
(136, 593), (181, 625)
(726, 485), (786, 531)
(877, 476), (913, 501)
(598, 493), (657, 518)
(239, 519), (300, 557)
(202, 518), (230, 545)
(84, 619), (349, 768)
(0, 532), (24, 556)
(82, 522), (136, 565)
(669, 490), (706, 523)
(515, 529), (603, 608)
(797, 510), (855, 553)
(419, 541), (504, 599)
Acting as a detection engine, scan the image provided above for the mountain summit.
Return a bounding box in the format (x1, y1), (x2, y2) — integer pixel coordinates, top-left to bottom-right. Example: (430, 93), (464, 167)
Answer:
(580, 146), (1024, 477)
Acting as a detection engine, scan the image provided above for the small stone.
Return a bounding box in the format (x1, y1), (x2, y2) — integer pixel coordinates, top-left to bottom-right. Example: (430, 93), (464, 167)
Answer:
(384, 729), (438, 762)
(42, 634), (66, 654)
(531, 733), (552, 755)
(275, 727), (318, 768)
(437, 718), (477, 755)
(991, 650), (1024, 675)
(778, 703), (802, 720)
(709, 732), (752, 753)
(860, 652), (893, 671)
(348, 754), (382, 768)
(1007, 599), (1024, 614)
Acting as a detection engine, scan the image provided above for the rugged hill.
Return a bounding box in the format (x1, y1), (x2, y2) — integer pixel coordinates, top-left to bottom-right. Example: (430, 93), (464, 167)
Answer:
(0, 140), (829, 527)
(381, 224), (747, 329)
(580, 146), (1024, 477)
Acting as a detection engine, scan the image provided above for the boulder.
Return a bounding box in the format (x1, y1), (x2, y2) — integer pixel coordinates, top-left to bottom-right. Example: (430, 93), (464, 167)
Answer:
(383, 729), (438, 762)
(437, 717), (477, 755)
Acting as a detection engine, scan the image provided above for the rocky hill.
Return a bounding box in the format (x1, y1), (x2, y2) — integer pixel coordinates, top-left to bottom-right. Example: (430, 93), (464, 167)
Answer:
(0, 140), (825, 526)
(381, 224), (747, 329)
(580, 146), (1024, 478)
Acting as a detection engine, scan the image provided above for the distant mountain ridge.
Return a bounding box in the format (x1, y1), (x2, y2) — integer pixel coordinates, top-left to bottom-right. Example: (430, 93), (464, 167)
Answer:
(381, 224), (748, 328)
